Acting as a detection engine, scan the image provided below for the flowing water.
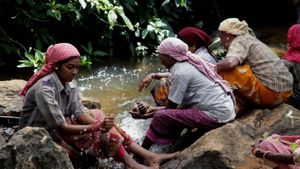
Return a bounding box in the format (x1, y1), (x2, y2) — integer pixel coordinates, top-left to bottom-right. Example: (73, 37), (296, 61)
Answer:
(77, 55), (166, 143)
(76, 27), (289, 144)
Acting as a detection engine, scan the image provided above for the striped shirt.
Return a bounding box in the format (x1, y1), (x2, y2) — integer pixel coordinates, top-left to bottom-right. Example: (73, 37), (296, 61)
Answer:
(226, 34), (293, 92)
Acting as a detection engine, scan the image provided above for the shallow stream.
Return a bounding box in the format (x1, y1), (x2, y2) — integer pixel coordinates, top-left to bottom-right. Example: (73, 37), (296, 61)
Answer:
(76, 27), (289, 144)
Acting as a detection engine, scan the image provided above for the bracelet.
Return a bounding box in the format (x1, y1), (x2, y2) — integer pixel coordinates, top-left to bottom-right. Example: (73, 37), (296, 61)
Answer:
(263, 151), (271, 160)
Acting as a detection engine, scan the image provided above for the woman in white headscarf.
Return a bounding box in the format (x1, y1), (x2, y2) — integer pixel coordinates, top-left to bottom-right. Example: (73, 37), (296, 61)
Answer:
(216, 18), (293, 112)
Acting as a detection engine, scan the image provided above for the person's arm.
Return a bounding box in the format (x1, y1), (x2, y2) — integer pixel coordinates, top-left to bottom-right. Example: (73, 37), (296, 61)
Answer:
(138, 72), (171, 92)
(165, 99), (178, 109)
(76, 111), (96, 124)
(253, 148), (295, 164)
(216, 57), (239, 71)
(58, 115), (115, 135)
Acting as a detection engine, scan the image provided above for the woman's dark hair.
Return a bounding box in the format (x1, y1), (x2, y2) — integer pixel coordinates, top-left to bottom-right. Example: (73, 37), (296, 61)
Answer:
(55, 56), (80, 69)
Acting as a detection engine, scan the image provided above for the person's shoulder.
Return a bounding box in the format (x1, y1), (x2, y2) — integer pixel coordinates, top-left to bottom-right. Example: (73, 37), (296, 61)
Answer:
(235, 33), (256, 41)
(41, 73), (57, 87)
(174, 62), (194, 70)
(34, 73), (59, 92)
(172, 62), (196, 76)
(41, 79), (54, 87)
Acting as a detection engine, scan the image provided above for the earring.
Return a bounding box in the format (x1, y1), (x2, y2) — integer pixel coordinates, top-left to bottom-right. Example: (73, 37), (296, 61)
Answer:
(54, 67), (59, 70)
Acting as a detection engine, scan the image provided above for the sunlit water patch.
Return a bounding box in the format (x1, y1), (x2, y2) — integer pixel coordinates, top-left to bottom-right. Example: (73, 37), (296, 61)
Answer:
(77, 57), (165, 142)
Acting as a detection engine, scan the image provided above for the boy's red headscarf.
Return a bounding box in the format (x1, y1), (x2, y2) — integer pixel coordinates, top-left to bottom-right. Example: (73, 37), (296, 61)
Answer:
(177, 27), (212, 47)
(19, 43), (80, 96)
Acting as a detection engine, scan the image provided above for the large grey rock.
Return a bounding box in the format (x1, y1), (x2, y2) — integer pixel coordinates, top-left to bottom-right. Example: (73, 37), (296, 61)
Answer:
(0, 127), (74, 169)
(0, 80), (26, 116)
(0, 80), (101, 117)
(162, 104), (300, 169)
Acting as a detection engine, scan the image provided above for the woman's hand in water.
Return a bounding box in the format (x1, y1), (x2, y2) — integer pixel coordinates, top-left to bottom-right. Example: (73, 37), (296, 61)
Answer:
(129, 110), (154, 119)
(129, 101), (154, 119)
(138, 74), (153, 92)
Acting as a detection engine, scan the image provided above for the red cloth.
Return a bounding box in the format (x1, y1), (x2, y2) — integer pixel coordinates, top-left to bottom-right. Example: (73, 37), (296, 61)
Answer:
(283, 24), (300, 64)
(177, 27), (212, 47)
(19, 43), (80, 96)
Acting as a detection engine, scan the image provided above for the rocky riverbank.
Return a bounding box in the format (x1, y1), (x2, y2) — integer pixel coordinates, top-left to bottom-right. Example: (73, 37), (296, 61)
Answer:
(0, 79), (299, 169)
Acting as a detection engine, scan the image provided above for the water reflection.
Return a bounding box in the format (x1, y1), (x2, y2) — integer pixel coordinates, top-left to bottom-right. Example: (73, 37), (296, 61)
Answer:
(77, 56), (165, 114)
(77, 56), (165, 142)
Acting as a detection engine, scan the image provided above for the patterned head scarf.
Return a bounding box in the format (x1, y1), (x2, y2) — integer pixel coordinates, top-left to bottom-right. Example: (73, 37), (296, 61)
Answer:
(19, 43), (80, 96)
(157, 37), (234, 102)
(218, 18), (249, 36)
(283, 24), (300, 64)
(177, 27), (212, 47)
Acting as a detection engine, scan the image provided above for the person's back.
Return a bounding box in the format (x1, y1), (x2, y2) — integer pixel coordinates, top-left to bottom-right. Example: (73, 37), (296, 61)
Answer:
(169, 62), (235, 122)
(229, 33), (292, 92)
(216, 18), (293, 110)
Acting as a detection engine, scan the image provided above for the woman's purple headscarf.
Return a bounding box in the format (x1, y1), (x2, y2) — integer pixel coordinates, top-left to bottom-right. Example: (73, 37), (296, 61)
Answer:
(158, 37), (235, 103)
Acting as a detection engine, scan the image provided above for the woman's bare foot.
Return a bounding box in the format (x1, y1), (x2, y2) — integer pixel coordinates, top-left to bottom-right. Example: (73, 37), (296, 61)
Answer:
(145, 151), (179, 168)
(123, 152), (159, 169)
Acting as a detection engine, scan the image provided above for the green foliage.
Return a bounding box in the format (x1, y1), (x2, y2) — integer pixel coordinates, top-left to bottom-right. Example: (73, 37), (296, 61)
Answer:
(0, 0), (195, 68)
(17, 46), (93, 73)
(17, 47), (45, 73)
(140, 17), (176, 43)
(80, 41), (107, 64)
(135, 42), (148, 58)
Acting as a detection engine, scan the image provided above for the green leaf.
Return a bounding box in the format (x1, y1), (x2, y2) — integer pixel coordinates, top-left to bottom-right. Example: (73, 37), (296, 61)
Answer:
(47, 9), (62, 21)
(78, 0), (87, 9)
(116, 9), (134, 31)
(175, 0), (187, 7)
(17, 61), (33, 68)
(108, 10), (118, 29)
(162, 0), (171, 6)
(291, 143), (298, 152)
(93, 51), (108, 56)
(141, 29), (149, 39)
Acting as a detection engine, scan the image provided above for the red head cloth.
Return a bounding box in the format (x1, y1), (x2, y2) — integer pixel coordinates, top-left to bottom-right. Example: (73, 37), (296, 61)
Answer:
(177, 27), (212, 47)
(19, 43), (80, 96)
(157, 37), (234, 103)
(283, 24), (300, 64)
